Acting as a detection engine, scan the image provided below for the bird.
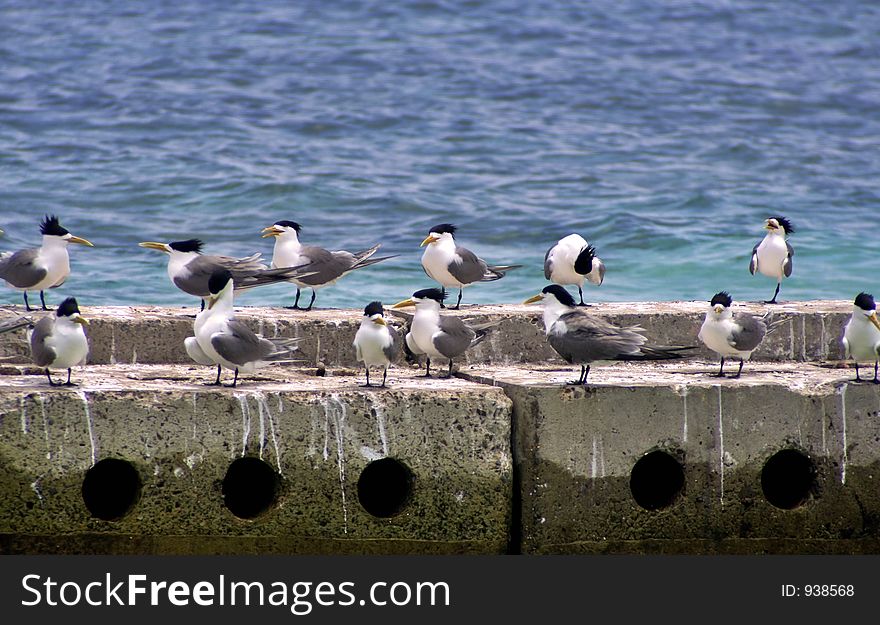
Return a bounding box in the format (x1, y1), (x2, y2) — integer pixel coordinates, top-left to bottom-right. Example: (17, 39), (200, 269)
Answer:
(261, 220), (396, 310)
(0, 215), (94, 311)
(392, 288), (497, 377)
(420, 223), (521, 310)
(184, 269), (302, 387)
(749, 216), (794, 304)
(544, 233), (606, 306)
(138, 238), (316, 308)
(353, 301), (401, 387)
(523, 284), (695, 385)
(697, 291), (780, 378)
(842, 292), (880, 384)
(24, 297), (89, 386)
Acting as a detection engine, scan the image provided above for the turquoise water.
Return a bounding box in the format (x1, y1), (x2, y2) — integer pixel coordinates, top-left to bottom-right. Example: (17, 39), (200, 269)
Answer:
(1, 0), (878, 309)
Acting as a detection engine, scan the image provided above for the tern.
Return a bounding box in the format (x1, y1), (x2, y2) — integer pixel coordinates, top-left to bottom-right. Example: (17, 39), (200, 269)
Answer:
(261, 220), (396, 310)
(544, 234), (606, 306)
(842, 292), (880, 384)
(139, 238), (315, 308)
(353, 301), (401, 387)
(184, 269), (302, 387)
(749, 216), (794, 304)
(0, 215), (94, 311)
(420, 223), (521, 309)
(392, 288), (497, 377)
(697, 291), (781, 378)
(524, 285), (695, 385)
(27, 297), (90, 386)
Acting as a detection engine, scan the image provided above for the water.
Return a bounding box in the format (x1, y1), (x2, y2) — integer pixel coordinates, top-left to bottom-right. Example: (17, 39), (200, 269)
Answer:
(1, 0), (878, 309)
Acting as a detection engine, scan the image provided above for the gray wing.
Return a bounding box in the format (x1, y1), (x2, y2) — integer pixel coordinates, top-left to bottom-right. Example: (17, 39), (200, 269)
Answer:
(543, 246), (553, 280)
(730, 313), (767, 352)
(748, 243), (759, 275)
(295, 246), (353, 286)
(0, 248), (46, 288)
(783, 241), (794, 277)
(211, 320), (276, 366)
(448, 246), (491, 285)
(548, 312), (646, 364)
(174, 254), (265, 297)
(587, 257), (606, 286)
(29, 316), (56, 367)
(384, 325), (402, 363)
(433, 315), (477, 359)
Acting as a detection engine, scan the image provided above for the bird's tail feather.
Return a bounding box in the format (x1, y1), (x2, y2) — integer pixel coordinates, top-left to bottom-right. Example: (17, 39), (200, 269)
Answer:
(233, 266), (318, 290)
(263, 337), (307, 363)
(482, 264), (523, 281)
(352, 254), (398, 271)
(761, 313), (790, 336)
(468, 319), (502, 347)
(0, 315), (34, 335)
(619, 345), (699, 361)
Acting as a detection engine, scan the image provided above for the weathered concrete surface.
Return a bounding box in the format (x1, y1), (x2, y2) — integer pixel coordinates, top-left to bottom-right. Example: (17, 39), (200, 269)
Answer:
(0, 365), (512, 555)
(0, 300), (856, 367)
(460, 362), (880, 554)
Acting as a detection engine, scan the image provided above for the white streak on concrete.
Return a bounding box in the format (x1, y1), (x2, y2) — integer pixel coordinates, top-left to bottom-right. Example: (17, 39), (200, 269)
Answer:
(789, 322), (795, 359)
(37, 394), (51, 461)
(20, 396), (28, 435)
(360, 445), (383, 461)
(77, 390), (97, 466)
(801, 316), (807, 361)
(255, 392), (284, 475)
(322, 394), (349, 534)
(717, 385), (724, 506)
(591, 437), (598, 479)
(235, 393), (251, 458)
(109, 326), (117, 365)
(599, 436), (606, 478)
(31, 476), (44, 504)
(131, 346), (138, 365)
(838, 384), (848, 484)
(681, 386), (689, 443)
(372, 398), (389, 457)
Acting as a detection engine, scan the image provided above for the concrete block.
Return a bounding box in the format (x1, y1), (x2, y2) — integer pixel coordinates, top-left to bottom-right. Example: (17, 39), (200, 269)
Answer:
(0, 365), (513, 554)
(462, 362), (880, 554)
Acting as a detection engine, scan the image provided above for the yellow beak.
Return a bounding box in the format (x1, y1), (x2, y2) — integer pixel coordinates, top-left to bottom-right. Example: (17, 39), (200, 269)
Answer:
(206, 295), (217, 310)
(392, 298), (415, 309)
(139, 241), (170, 252)
(420, 234), (439, 247)
(73, 315), (90, 327)
(714, 305), (724, 314)
(261, 226), (283, 238)
(523, 294), (543, 305)
(69, 235), (94, 247)
(870, 312), (880, 333)
(372, 317), (387, 326)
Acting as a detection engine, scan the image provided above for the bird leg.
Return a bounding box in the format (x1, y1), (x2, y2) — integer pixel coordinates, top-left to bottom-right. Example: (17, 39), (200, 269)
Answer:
(40, 290), (50, 311)
(423, 357), (432, 377)
(205, 364), (222, 386)
(854, 362), (861, 382)
(446, 359), (454, 378)
(23, 292), (33, 312)
(874, 361), (879, 385)
(764, 283), (781, 305)
(451, 288), (463, 310)
(304, 289), (316, 311)
(576, 286), (593, 307)
(200, 299), (205, 312)
(733, 360), (744, 379)
(439, 287), (446, 309)
(361, 366), (372, 387)
(286, 288), (302, 310)
(45, 369), (61, 386)
(381, 367), (388, 388)
(223, 368), (239, 388)
(567, 364), (590, 385)
(62, 367), (78, 386)
(716, 357), (726, 377)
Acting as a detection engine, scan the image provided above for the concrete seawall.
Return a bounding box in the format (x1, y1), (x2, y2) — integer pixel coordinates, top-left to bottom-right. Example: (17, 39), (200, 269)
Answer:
(1, 302), (878, 555)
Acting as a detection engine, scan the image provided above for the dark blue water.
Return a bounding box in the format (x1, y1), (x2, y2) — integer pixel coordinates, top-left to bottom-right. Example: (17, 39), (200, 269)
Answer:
(1, 0), (878, 309)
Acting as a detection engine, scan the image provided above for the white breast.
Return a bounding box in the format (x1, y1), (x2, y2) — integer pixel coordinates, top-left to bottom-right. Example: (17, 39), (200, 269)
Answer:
(755, 235), (788, 279)
(354, 322), (393, 366)
(843, 317), (880, 361)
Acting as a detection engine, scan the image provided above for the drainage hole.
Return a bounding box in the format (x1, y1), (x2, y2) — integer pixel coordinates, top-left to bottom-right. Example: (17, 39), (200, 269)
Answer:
(357, 458), (413, 518)
(222, 457), (280, 519)
(81, 458), (142, 521)
(629, 450), (685, 511)
(761, 449), (817, 510)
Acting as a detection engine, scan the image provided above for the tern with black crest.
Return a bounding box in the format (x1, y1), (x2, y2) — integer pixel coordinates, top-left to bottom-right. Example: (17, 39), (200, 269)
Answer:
(392, 288), (497, 377)
(749, 216), (794, 304)
(524, 285), (695, 385)
(544, 234), (606, 306)
(185, 269), (302, 387)
(842, 292), (880, 384)
(420, 223), (521, 309)
(26, 297), (90, 386)
(353, 301), (401, 387)
(261, 220), (396, 310)
(0, 215), (94, 311)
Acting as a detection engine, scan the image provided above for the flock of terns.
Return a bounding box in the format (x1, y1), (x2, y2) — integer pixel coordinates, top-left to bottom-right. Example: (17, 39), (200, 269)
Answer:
(0, 214), (879, 388)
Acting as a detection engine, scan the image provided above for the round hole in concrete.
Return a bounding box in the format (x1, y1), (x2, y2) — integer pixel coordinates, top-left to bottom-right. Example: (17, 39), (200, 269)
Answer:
(222, 457), (280, 519)
(761, 449), (816, 510)
(357, 458), (413, 518)
(630, 450), (685, 511)
(81, 458), (141, 521)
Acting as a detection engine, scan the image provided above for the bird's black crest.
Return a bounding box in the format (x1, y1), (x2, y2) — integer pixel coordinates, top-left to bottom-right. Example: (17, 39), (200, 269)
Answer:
(208, 269), (233, 294)
(412, 288), (447, 303)
(854, 292), (875, 311)
(40, 215), (69, 237)
(573, 244), (597, 275)
(770, 216), (794, 234)
(541, 284), (577, 307)
(710, 291), (733, 308)
(274, 220), (302, 232)
(168, 239), (204, 253)
(56, 297), (80, 318)
(364, 301), (384, 317)
(428, 223), (457, 236)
